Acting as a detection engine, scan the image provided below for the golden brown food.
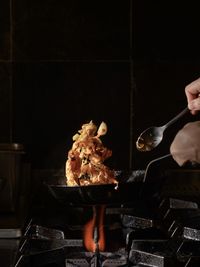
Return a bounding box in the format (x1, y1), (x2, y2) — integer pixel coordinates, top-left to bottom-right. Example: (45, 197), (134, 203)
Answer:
(65, 121), (118, 186)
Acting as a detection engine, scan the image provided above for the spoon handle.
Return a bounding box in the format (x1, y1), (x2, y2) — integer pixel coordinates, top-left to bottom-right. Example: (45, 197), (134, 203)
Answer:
(163, 107), (189, 129)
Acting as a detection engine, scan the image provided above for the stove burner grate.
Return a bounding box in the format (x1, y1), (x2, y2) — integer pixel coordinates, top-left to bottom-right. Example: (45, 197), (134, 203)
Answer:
(14, 197), (200, 267)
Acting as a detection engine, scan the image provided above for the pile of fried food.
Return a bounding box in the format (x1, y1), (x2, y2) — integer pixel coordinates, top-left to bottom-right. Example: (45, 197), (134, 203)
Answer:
(65, 121), (118, 186)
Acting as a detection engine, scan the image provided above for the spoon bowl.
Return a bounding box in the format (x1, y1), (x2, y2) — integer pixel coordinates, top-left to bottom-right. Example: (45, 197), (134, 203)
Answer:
(136, 107), (189, 152)
(136, 126), (166, 151)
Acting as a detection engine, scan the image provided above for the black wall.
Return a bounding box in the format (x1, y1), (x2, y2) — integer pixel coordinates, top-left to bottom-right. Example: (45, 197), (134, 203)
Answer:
(1, 1), (200, 171)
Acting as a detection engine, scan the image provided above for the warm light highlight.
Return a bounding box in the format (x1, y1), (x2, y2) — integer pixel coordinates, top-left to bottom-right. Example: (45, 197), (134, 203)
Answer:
(83, 205), (106, 252)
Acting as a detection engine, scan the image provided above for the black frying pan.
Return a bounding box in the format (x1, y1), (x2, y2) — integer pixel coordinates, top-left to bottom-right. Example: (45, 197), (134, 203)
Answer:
(48, 181), (145, 205)
(47, 154), (172, 205)
(47, 171), (144, 205)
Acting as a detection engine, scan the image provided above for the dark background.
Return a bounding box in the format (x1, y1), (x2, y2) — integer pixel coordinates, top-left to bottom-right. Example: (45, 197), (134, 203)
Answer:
(1, 0), (200, 172)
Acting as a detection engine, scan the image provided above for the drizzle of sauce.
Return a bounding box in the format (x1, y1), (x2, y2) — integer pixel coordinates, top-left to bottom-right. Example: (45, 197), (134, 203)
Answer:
(136, 137), (154, 152)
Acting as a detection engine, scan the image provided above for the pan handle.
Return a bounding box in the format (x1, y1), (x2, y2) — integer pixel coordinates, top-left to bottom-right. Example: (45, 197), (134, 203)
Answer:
(143, 153), (172, 182)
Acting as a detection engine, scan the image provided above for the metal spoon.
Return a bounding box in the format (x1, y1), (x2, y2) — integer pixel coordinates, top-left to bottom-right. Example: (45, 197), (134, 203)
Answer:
(136, 107), (189, 152)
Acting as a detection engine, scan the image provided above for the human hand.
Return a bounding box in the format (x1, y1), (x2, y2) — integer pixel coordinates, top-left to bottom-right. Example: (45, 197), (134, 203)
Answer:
(170, 121), (200, 166)
(185, 77), (200, 115)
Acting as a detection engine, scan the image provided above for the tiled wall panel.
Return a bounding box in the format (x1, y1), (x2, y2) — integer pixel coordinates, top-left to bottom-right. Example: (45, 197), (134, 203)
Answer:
(13, 0), (130, 61)
(0, 0), (10, 60)
(0, 63), (11, 142)
(1, 0), (200, 171)
(13, 62), (131, 169)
